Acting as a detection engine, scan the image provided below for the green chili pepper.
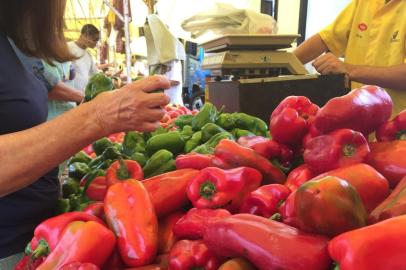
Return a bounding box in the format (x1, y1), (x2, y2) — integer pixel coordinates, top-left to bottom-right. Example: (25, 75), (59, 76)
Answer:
(216, 113), (235, 130)
(201, 123), (227, 142)
(191, 102), (219, 131)
(56, 198), (71, 214)
(69, 151), (92, 165)
(143, 149), (175, 178)
(193, 131), (234, 154)
(122, 131), (146, 156)
(181, 125), (194, 141)
(184, 131), (202, 153)
(230, 128), (256, 139)
(92, 137), (114, 156)
(175, 114), (194, 129)
(232, 113), (269, 137)
(145, 131), (185, 156)
(68, 162), (90, 181)
(62, 178), (80, 198)
(130, 152), (148, 167)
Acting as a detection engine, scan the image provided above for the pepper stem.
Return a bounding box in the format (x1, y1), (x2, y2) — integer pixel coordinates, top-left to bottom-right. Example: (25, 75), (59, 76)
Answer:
(270, 213), (282, 221)
(31, 239), (50, 259)
(342, 144), (356, 157)
(199, 181), (217, 200)
(117, 157), (130, 180)
(396, 130), (406, 140)
(192, 268), (205, 270)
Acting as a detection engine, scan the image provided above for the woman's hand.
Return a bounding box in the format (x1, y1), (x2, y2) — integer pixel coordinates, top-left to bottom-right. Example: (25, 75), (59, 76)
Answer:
(92, 75), (171, 135)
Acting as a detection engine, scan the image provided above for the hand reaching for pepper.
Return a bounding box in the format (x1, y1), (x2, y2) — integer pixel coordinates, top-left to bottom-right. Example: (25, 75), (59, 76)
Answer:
(312, 52), (354, 76)
(92, 75), (171, 135)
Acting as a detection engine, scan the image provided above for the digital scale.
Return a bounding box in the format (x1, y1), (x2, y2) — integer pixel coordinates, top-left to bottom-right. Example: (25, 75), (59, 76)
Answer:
(199, 34), (350, 122)
(200, 34), (307, 78)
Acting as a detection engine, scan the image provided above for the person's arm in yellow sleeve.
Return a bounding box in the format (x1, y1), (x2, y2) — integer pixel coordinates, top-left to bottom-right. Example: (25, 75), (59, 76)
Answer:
(313, 53), (406, 91)
(294, 0), (357, 64)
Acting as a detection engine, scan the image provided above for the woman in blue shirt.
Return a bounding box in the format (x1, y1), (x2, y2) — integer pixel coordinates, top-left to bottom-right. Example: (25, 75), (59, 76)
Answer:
(0, 0), (170, 267)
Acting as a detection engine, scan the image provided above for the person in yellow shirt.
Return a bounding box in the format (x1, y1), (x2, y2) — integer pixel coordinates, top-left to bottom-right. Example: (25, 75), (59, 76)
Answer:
(294, 0), (406, 115)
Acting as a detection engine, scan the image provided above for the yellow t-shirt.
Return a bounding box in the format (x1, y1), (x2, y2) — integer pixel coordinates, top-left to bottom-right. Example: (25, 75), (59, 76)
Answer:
(319, 0), (406, 115)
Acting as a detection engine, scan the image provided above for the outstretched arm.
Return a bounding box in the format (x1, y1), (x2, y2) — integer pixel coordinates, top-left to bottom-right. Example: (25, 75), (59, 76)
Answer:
(0, 76), (171, 197)
(293, 34), (329, 64)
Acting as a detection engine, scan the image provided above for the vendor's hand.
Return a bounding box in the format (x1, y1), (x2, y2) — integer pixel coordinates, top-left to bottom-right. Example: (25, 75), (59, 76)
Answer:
(312, 52), (352, 75)
(92, 75), (171, 135)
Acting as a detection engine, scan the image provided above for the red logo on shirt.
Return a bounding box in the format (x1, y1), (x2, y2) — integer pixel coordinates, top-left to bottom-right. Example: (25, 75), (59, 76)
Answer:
(358, 23), (368, 31)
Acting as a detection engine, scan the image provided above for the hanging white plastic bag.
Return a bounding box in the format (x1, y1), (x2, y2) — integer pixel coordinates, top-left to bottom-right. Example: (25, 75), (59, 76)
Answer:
(181, 3), (278, 39)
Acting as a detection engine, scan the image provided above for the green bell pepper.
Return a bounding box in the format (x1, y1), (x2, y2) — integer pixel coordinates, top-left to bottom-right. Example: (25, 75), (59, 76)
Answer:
(84, 73), (114, 102)
(143, 149), (176, 178)
(145, 131), (185, 156)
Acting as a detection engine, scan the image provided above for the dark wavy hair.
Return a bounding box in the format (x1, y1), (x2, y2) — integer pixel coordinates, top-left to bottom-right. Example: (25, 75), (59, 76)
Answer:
(0, 0), (73, 62)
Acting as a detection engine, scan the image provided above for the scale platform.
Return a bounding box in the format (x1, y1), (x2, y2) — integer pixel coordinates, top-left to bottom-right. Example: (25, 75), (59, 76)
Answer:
(200, 34), (301, 52)
(200, 34), (307, 77)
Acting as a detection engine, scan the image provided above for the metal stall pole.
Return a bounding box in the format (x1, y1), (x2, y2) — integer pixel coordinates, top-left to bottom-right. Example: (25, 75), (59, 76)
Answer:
(123, 0), (132, 84)
(103, 0), (132, 84)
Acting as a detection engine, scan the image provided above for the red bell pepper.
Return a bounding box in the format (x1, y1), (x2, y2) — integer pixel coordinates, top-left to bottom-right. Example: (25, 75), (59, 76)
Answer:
(106, 158), (144, 186)
(304, 128), (370, 173)
(239, 184), (291, 218)
(313, 163), (389, 213)
(158, 211), (185, 254)
(218, 258), (256, 270)
(104, 180), (158, 267)
(59, 262), (100, 270)
(142, 169), (200, 217)
(270, 96), (320, 146)
(314, 85), (393, 135)
(102, 249), (126, 270)
(376, 109), (406, 141)
(26, 212), (104, 259)
(284, 164), (316, 192)
(36, 221), (116, 270)
(369, 176), (406, 224)
(237, 136), (293, 169)
(367, 140), (406, 188)
(203, 214), (331, 270)
(82, 202), (105, 220)
(329, 215), (406, 270)
(80, 172), (107, 201)
(168, 240), (224, 270)
(14, 255), (45, 270)
(175, 153), (213, 170)
(302, 123), (322, 148)
(186, 167), (262, 212)
(279, 190), (298, 227)
(285, 176), (367, 237)
(172, 208), (231, 240)
(214, 139), (286, 184)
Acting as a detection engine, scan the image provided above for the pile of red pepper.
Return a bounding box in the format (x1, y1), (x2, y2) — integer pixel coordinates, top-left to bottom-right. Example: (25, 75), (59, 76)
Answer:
(16, 85), (406, 270)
